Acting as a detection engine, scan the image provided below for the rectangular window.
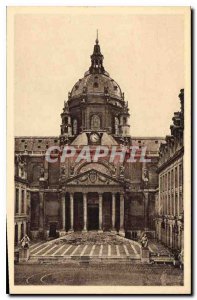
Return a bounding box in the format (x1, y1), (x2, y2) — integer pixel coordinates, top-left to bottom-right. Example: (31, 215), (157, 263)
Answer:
(163, 175), (165, 192)
(160, 195), (163, 214)
(168, 172), (170, 189)
(21, 190), (25, 213)
(175, 194), (178, 216)
(165, 174), (167, 191)
(171, 193), (174, 215)
(179, 193), (183, 214)
(179, 164), (183, 186)
(175, 167), (178, 188)
(15, 189), (19, 214)
(160, 176), (162, 192)
(171, 169), (174, 187)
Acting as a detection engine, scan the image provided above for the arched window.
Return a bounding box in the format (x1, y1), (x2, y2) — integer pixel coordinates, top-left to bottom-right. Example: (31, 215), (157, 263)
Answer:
(114, 117), (119, 135)
(21, 223), (24, 239)
(123, 117), (127, 125)
(21, 190), (25, 213)
(91, 114), (101, 130)
(93, 82), (99, 88)
(73, 119), (78, 135)
(32, 165), (41, 183)
(15, 189), (19, 214)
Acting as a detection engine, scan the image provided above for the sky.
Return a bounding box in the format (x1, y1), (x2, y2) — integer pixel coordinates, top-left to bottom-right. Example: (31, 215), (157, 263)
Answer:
(14, 8), (185, 137)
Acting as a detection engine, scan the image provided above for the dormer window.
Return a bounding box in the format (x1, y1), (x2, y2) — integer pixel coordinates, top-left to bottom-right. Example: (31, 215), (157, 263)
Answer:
(75, 85), (79, 90)
(114, 86), (118, 90)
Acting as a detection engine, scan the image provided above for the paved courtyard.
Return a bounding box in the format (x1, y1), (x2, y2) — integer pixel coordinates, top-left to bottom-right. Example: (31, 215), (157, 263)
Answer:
(15, 263), (183, 286)
(15, 232), (182, 286)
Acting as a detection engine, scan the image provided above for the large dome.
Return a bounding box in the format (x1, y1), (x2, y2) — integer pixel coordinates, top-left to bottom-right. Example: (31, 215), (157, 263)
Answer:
(69, 36), (124, 101)
(60, 36), (130, 140)
(70, 73), (123, 100)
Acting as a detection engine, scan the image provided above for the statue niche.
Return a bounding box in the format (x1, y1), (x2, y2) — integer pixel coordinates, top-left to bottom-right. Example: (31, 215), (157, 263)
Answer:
(114, 116), (119, 135)
(91, 114), (101, 130)
(73, 119), (78, 135)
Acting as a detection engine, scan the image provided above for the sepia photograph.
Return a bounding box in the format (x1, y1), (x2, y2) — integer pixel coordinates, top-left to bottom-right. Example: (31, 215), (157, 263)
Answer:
(6, 6), (191, 294)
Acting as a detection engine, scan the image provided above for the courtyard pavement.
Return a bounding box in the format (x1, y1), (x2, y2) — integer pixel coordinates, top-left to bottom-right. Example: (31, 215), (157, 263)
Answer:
(15, 232), (181, 286)
(15, 263), (183, 286)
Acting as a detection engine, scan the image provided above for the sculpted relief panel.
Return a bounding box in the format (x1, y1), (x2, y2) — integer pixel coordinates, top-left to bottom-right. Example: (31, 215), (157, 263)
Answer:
(67, 170), (120, 186)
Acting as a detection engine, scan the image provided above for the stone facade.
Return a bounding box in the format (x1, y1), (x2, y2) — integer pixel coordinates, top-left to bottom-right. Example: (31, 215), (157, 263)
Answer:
(14, 154), (30, 245)
(155, 89), (184, 252)
(14, 37), (165, 243)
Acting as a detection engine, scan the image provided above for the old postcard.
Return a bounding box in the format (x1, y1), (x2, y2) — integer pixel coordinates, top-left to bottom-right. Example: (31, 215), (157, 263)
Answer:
(7, 6), (191, 294)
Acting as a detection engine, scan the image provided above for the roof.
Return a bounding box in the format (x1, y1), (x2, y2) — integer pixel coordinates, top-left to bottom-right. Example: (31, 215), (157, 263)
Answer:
(70, 73), (123, 100)
(15, 136), (165, 153)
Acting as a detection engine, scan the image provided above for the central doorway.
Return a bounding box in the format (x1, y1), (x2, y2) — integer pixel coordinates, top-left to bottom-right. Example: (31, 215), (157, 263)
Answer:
(88, 204), (99, 230)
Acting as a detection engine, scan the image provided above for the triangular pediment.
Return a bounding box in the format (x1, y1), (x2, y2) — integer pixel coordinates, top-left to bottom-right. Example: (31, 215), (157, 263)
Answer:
(65, 169), (122, 186)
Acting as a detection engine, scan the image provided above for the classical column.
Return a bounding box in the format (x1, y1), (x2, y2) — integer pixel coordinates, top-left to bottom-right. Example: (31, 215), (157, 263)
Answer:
(69, 193), (74, 232)
(111, 193), (116, 232)
(61, 193), (66, 232)
(83, 193), (87, 232)
(170, 225), (173, 248)
(119, 193), (125, 236)
(98, 193), (103, 232)
(23, 222), (27, 236)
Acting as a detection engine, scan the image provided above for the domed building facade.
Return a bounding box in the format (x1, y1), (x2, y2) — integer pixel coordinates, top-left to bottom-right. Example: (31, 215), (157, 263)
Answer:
(14, 37), (164, 242)
(58, 37), (132, 235)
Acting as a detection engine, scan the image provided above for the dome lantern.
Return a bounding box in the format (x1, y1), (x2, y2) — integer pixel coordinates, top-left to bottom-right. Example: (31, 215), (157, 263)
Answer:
(89, 31), (105, 74)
